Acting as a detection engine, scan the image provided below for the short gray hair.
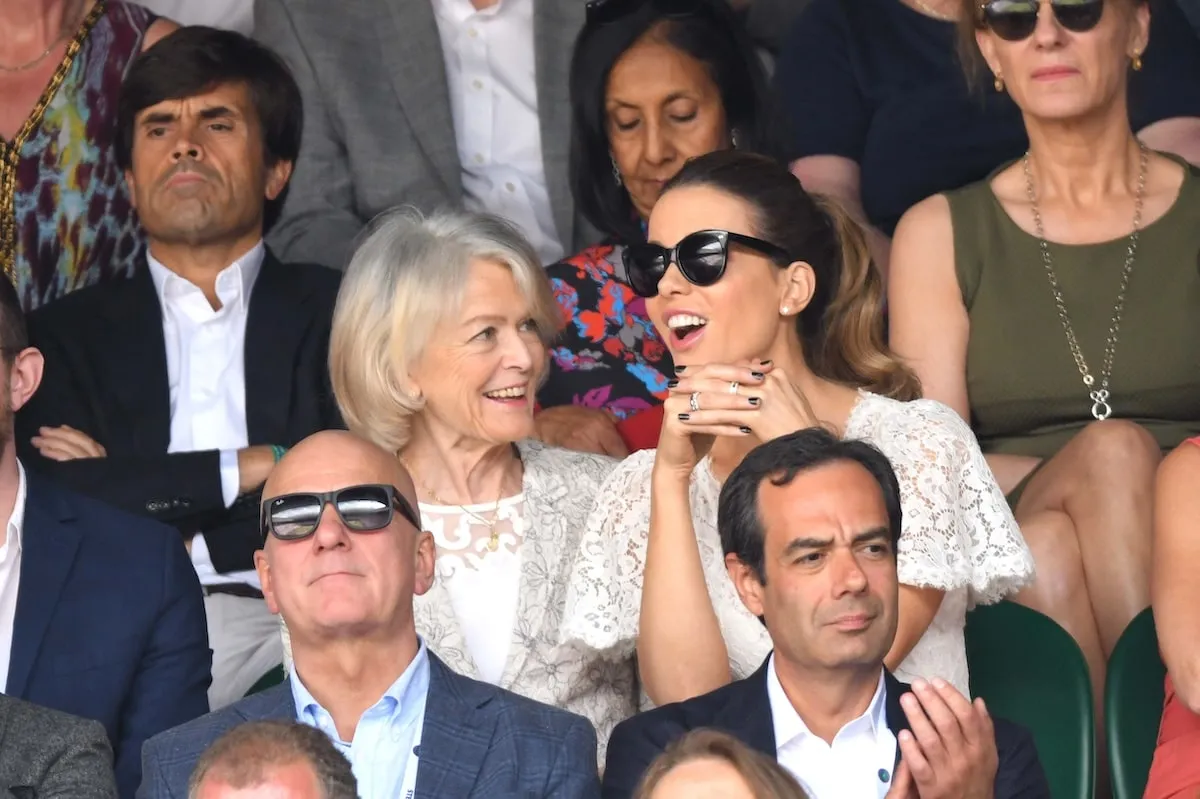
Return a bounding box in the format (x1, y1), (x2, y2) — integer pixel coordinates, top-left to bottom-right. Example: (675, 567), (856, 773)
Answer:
(188, 721), (356, 798)
(329, 207), (558, 454)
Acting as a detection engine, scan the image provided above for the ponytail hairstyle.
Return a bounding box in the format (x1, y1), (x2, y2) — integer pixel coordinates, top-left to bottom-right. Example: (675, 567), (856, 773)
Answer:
(662, 151), (921, 401)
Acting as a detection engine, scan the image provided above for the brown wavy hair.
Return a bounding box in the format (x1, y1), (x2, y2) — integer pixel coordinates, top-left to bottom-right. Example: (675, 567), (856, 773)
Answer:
(634, 729), (809, 798)
(663, 151), (921, 401)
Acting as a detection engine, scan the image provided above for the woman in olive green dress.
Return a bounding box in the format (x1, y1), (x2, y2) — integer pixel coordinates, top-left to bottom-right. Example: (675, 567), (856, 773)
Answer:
(886, 0), (1200, 720)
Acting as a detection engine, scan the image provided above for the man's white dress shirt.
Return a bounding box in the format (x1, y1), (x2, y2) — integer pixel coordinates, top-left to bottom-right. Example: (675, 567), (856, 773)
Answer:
(0, 463), (28, 693)
(147, 243), (264, 589)
(767, 655), (898, 799)
(430, 0), (564, 265)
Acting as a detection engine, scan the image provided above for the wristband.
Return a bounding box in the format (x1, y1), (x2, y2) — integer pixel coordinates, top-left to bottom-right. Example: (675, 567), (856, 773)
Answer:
(271, 445), (288, 464)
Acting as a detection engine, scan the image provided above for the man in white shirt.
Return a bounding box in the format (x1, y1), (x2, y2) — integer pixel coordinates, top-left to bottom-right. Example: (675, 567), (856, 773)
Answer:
(18, 28), (343, 710)
(254, 0), (586, 271)
(602, 429), (1050, 799)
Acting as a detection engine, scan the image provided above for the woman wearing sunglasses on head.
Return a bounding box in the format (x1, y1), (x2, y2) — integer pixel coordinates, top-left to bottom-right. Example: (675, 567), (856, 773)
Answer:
(314, 207), (637, 758)
(561, 150), (1034, 706)
(774, 0), (1200, 278)
(887, 0), (1200, 725)
(536, 0), (782, 452)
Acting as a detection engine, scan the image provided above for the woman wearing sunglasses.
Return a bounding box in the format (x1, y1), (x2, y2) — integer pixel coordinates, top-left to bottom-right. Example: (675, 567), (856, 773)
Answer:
(320, 208), (637, 757)
(562, 150), (1033, 706)
(536, 0), (781, 450)
(774, 0), (1200, 277)
(887, 0), (1200, 727)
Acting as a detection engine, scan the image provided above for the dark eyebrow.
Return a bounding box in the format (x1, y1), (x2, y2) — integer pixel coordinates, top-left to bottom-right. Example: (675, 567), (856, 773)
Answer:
(781, 526), (892, 556)
(609, 91), (696, 111)
(140, 111), (178, 126)
(197, 105), (238, 121)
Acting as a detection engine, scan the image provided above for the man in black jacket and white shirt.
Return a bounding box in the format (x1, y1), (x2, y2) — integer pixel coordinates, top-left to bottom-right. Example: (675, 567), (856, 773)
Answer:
(603, 430), (1050, 799)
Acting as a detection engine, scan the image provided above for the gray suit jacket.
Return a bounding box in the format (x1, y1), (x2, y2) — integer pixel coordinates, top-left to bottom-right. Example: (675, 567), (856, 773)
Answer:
(0, 694), (117, 799)
(137, 652), (601, 799)
(255, 0), (592, 270)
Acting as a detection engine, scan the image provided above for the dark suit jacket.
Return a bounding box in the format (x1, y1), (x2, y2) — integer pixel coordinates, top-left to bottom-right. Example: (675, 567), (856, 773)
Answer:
(10, 474), (210, 799)
(17, 252), (344, 573)
(138, 651), (600, 799)
(602, 661), (1051, 799)
(0, 694), (118, 799)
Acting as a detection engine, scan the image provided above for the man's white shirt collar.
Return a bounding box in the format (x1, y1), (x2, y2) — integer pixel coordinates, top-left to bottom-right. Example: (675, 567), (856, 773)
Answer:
(146, 241), (265, 315)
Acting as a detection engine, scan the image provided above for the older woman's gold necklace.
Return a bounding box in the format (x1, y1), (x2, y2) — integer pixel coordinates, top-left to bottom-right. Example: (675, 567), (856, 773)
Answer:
(1022, 142), (1148, 422)
(398, 457), (505, 551)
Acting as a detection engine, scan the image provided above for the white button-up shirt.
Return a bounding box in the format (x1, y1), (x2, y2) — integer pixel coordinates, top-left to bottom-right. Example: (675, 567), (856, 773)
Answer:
(147, 243), (264, 589)
(0, 463), (28, 693)
(430, 0), (564, 265)
(768, 656), (898, 799)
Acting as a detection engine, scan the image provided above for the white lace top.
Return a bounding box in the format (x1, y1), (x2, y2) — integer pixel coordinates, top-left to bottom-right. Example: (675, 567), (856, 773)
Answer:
(420, 495), (526, 685)
(561, 392), (1035, 697)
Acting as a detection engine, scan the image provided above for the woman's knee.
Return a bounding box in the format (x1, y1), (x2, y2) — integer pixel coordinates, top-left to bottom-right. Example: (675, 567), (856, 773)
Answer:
(1066, 420), (1162, 482)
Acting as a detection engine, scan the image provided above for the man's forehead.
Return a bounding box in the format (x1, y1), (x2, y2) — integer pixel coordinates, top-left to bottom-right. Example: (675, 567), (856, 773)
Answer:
(137, 83), (253, 115)
(756, 461), (888, 533)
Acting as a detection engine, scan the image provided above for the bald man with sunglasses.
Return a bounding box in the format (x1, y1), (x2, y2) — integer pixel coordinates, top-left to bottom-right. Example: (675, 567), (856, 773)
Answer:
(138, 430), (601, 799)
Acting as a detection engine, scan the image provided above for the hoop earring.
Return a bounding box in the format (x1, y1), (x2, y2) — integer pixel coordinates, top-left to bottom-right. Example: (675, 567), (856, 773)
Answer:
(1131, 52), (1143, 71)
(610, 155), (622, 186)
(994, 73), (1005, 92)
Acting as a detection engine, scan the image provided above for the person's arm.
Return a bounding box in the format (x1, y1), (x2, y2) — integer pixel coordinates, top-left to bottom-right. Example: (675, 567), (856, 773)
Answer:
(1130, 0), (1200, 167)
(254, 0), (363, 269)
(774, 0), (891, 272)
(545, 716), (601, 799)
(38, 717), (118, 799)
(886, 587), (946, 671)
(887, 195), (1039, 494)
(1153, 442), (1200, 714)
(791, 156), (893, 277)
(113, 531), (211, 799)
(638, 468), (732, 704)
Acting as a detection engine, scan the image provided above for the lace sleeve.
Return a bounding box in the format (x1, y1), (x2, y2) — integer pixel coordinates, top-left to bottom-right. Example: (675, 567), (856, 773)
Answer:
(559, 449), (658, 661)
(857, 398), (1035, 606)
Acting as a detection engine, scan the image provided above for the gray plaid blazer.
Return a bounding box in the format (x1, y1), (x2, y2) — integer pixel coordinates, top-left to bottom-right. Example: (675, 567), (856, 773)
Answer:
(136, 652), (600, 798)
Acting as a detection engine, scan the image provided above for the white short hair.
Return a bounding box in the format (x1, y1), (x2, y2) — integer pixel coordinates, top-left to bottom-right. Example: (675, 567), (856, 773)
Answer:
(329, 207), (558, 454)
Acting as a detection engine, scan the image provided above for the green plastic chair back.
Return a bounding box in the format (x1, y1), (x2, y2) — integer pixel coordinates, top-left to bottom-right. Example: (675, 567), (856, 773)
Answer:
(966, 601), (1095, 799)
(245, 664), (287, 697)
(1105, 608), (1166, 799)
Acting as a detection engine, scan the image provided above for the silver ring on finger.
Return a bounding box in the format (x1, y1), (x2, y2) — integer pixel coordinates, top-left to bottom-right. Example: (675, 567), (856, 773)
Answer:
(728, 381), (740, 395)
(689, 392), (701, 412)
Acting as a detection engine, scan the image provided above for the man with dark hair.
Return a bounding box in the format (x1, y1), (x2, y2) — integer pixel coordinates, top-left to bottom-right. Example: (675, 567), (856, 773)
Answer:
(17, 26), (343, 710)
(602, 429), (1050, 799)
(0, 276), (209, 799)
(189, 721), (356, 799)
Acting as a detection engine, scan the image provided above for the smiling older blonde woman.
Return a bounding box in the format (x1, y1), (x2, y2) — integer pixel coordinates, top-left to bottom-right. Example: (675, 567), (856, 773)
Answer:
(299, 207), (637, 757)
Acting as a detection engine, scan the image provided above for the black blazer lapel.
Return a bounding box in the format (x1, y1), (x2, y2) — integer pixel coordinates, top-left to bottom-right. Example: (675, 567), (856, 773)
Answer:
(244, 252), (310, 445)
(7, 477), (81, 698)
(104, 266), (171, 454)
(713, 660), (777, 758)
(884, 672), (913, 769)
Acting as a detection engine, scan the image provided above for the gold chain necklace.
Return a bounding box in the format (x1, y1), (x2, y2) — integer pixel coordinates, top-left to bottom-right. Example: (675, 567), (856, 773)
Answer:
(397, 456), (506, 552)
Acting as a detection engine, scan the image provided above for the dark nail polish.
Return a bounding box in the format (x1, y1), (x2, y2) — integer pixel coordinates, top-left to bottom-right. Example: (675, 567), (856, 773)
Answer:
(667, 379), (679, 389)
(678, 413), (691, 421)
(748, 397), (761, 406)
(759, 360), (773, 366)
(739, 426), (752, 434)
(751, 371), (765, 380)
(675, 365), (687, 374)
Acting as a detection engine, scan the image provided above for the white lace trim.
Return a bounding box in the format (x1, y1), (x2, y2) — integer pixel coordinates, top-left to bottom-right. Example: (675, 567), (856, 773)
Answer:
(560, 393), (1034, 697)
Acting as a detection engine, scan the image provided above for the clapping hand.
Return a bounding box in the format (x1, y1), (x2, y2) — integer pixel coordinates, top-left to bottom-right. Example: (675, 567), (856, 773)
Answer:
(892, 679), (998, 799)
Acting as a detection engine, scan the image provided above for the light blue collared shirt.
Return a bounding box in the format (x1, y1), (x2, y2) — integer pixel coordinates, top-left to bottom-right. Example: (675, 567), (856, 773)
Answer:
(291, 642), (430, 798)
